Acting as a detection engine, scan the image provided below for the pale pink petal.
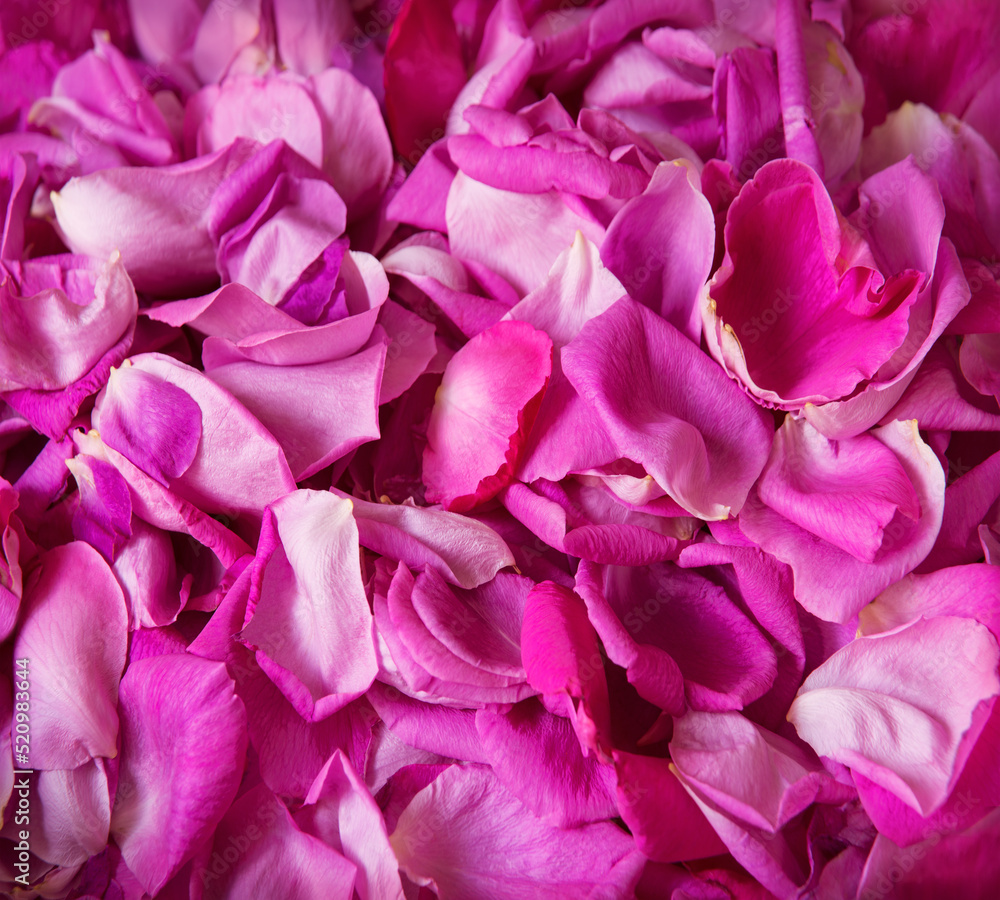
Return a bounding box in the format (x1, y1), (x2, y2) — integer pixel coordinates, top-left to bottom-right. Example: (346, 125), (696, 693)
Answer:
(33, 759), (110, 868)
(198, 782), (356, 900)
(788, 616), (1000, 816)
(295, 750), (405, 900)
(241, 490), (378, 721)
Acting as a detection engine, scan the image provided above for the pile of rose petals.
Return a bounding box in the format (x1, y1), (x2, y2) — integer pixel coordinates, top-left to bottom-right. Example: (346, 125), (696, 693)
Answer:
(1, 0), (1000, 897)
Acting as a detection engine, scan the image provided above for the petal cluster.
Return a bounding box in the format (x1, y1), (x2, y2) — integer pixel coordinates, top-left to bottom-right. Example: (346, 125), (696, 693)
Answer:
(1, 1), (999, 898)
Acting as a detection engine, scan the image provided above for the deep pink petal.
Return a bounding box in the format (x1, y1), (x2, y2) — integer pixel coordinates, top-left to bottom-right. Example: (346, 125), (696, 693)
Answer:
(423, 319), (553, 512)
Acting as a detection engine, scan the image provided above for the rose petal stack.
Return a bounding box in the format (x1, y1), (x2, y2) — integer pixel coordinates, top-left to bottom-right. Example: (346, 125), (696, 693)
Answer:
(1, 0), (999, 898)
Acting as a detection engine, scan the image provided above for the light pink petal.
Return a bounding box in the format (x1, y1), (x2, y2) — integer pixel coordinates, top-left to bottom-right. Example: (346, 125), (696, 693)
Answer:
(670, 710), (854, 833)
(241, 490), (378, 721)
(504, 231), (625, 349)
(189, 76), (324, 166)
(788, 616), (1000, 816)
(381, 563), (526, 691)
(851, 695), (1000, 849)
(390, 764), (644, 900)
(33, 759), (110, 868)
(207, 141), (347, 307)
(141, 282), (305, 342)
(111, 654), (247, 895)
(423, 319), (553, 512)
(860, 564), (1000, 644)
(308, 68), (393, 219)
(367, 681), (487, 764)
(372, 562), (534, 707)
(100, 352), (296, 519)
(330, 488), (514, 589)
(756, 416), (921, 562)
(563, 297), (773, 520)
(410, 568), (529, 679)
(446, 172), (606, 295)
(191, 0), (265, 85)
(272, 0), (354, 75)
(13, 543), (127, 769)
(296, 750), (405, 900)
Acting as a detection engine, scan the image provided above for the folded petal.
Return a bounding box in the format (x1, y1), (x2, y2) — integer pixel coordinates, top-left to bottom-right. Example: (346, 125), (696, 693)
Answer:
(521, 580), (612, 757)
(97, 361), (202, 487)
(670, 710), (854, 834)
(0, 253), (136, 393)
(204, 339), (385, 480)
(601, 160), (714, 343)
(505, 230), (625, 349)
(476, 699), (619, 827)
(95, 352), (296, 520)
(198, 782), (356, 900)
(788, 616), (1000, 816)
(51, 140), (257, 294)
(860, 564), (1000, 644)
(423, 319), (552, 512)
(33, 759), (110, 868)
(446, 173), (606, 295)
(308, 68), (393, 219)
(296, 751), (405, 900)
(740, 418), (945, 623)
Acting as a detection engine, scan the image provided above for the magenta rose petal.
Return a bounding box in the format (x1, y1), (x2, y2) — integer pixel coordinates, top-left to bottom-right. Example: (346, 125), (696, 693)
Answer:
(110, 653), (247, 895)
(13, 542), (127, 770)
(389, 764), (644, 900)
